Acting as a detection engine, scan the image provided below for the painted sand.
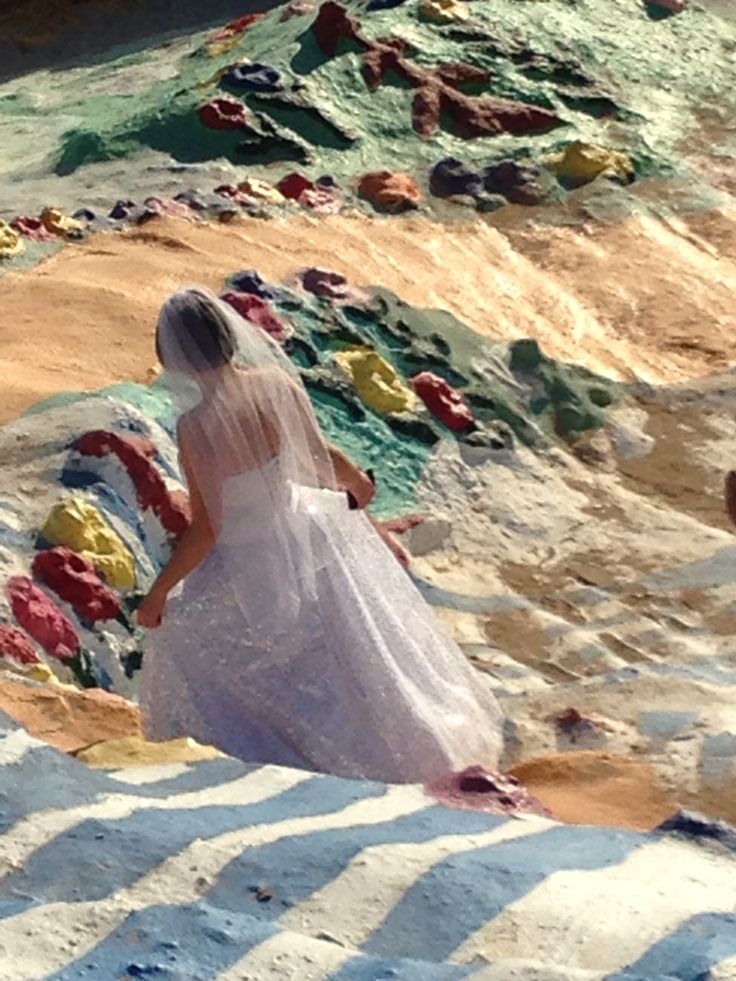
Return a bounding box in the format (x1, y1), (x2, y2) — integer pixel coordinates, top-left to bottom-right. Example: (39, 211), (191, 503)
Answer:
(1, 0), (736, 977)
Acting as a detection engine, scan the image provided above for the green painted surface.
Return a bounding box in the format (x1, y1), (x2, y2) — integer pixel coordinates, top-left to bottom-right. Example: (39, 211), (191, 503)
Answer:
(0, 0), (733, 220)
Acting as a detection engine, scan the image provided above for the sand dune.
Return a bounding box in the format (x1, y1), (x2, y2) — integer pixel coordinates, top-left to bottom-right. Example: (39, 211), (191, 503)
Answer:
(2, 207), (736, 424)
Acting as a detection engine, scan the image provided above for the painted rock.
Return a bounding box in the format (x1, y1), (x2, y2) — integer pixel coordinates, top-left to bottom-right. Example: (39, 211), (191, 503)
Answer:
(0, 624), (41, 665)
(300, 267), (352, 300)
(419, 0), (470, 23)
(211, 12), (263, 40)
(6, 576), (79, 661)
(41, 497), (136, 590)
(0, 220), (24, 258)
(545, 141), (635, 188)
(220, 291), (289, 344)
(335, 348), (416, 414)
(32, 547), (122, 623)
(411, 372), (475, 432)
(0, 675), (142, 754)
(236, 178), (285, 205)
(429, 157), (484, 198)
(198, 98), (249, 131)
(228, 269), (284, 301)
(73, 430), (191, 539)
(358, 171), (421, 213)
(277, 173), (316, 200)
(427, 765), (552, 817)
(725, 470), (736, 528)
(222, 63), (282, 93)
(77, 735), (224, 769)
(277, 173), (341, 212)
(10, 215), (52, 241)
(72, 208), (97, 221)
(109, 199), (138, 220)
(367, 0), (407, 9)
(143, 197), (195, 219)
(174, 190), (209, 212)
(484, 159), (555, 205)
(40, 208), (85, 237)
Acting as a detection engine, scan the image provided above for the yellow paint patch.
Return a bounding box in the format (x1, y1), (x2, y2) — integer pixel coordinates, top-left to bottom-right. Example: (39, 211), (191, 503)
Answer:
(77, 735), (225, 768)
(545, 141), (635, 187)
(205, 35), (243, 57)
(419, 0), (470, 23)
(237, 178), (287, 205)
(40, 208), (85, 237)
(24, 664), (76, 690)
(334, 348), (416, 414)
(41, 497), (136, 589)
(0, 221), (24, 259)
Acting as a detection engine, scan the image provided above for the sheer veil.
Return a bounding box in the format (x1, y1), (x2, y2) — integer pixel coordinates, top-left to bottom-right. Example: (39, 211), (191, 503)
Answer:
(156, 286), (340, 640)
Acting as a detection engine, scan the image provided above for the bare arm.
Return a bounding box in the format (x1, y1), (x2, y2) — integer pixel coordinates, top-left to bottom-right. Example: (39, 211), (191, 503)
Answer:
(137, 428), (216, 627)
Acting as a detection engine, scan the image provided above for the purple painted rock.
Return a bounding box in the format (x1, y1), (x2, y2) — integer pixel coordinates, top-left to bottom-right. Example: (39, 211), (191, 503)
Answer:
(222, 62), (282, 93)
(484, 159), (554, 205)
(429, 157), (484, 198)
(109, 200), (138, 220)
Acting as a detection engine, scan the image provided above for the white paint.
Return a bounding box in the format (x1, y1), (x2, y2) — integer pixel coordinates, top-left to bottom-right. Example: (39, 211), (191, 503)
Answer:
(278, 815), (552, 949)
(218, 929), (354, 981)
(0, 783), (428, 976)
(453, 837), (736, 973)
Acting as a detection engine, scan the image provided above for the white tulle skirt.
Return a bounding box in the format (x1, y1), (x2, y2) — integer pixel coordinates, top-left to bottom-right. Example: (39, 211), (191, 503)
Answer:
(140, 475), (503, 783)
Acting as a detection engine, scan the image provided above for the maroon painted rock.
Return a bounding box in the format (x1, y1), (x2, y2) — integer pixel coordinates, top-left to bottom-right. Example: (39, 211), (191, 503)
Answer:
(311, 2), (561, 140)
(220, 291), (289, 344)
(6, 576), (79, 661)
(74, 431), (191, 539)
(300, 267), (352, 300)
(412, 372), (475, 432)
(0, 624), (41, 665)
(198, 98), (248, 131)
(725, 470), (736, 528)
(32, 547), (121, 623)
(427, 765), (553, 817)
(276, 173), (316, 200)
(10, 216), (52, 241)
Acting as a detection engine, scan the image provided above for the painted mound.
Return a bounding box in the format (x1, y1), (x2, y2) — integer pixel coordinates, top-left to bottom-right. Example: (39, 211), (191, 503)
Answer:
(1, 713), (736, 980)
(0, 0), (733, 229)
(2, 271), (736, 828)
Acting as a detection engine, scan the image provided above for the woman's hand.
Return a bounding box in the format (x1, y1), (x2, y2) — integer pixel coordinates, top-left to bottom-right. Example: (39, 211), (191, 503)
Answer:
(137, 586), (168, 629)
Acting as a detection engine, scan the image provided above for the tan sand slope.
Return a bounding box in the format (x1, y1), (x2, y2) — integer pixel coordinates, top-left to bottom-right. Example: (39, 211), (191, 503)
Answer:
(1, 208), (735, 423)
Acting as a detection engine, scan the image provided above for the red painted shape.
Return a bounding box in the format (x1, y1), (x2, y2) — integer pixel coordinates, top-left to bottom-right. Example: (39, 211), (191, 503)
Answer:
(211, 12), (264, 40)
(73, 431), (190, 538)
(276, 173), (316, 200)
(311, 1), (561, 139)
(427, 765), (553, 817)
(411, 372), (475, 432)
(0, 624), (41, 665)
(220, 291), (289, 344)
(6, 576), (79, 661)
(32, 547), (121, 622)
(10, 216), (52, 241)
(198, 98), (248, 131)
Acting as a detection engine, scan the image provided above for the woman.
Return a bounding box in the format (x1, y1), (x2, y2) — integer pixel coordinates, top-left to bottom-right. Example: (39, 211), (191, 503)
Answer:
(137, 286), (503, 782)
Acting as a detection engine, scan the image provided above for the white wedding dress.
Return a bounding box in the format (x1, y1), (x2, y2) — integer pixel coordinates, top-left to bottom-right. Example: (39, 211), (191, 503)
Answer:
(140, 456), (504, 783)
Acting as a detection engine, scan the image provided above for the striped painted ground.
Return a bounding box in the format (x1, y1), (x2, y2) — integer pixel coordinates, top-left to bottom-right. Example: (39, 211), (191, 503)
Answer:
(1, 714), (735, 981)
